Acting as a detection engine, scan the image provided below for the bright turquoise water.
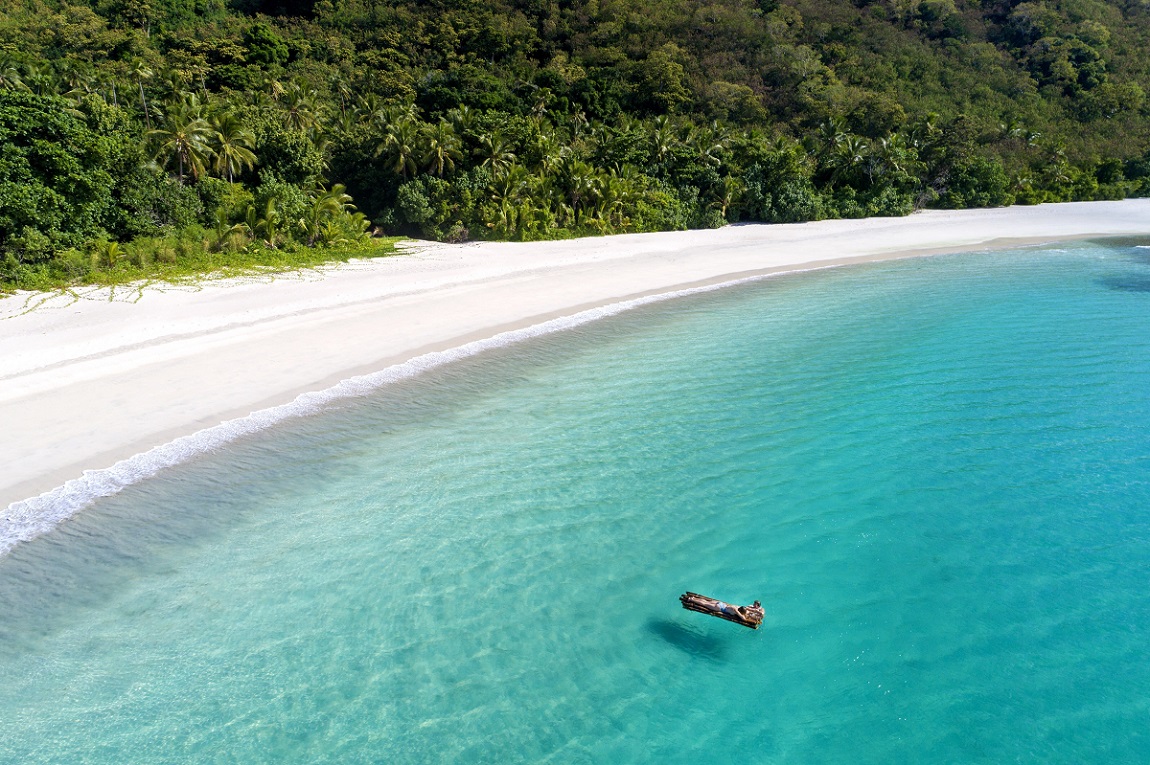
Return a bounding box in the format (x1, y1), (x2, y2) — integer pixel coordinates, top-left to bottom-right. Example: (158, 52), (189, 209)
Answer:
(3, 240), (1150, 763)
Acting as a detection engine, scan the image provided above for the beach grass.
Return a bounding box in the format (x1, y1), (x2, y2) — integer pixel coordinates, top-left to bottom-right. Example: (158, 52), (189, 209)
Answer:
(0, 233), (407, 294)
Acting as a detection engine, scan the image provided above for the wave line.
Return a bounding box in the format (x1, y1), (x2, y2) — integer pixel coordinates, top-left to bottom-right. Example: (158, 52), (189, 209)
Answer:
(0, 264), (829, 557)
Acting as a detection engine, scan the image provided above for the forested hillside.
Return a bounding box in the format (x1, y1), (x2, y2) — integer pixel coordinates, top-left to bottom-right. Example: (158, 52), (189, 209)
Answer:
(3, 0), (1150, 288)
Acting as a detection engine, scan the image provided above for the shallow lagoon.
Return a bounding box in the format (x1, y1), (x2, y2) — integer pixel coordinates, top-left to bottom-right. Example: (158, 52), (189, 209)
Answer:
(3, 241), (1150, 763)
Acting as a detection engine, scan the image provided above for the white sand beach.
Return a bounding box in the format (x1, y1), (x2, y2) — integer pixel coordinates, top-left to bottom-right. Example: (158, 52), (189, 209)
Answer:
(2, 199), (1149, 518)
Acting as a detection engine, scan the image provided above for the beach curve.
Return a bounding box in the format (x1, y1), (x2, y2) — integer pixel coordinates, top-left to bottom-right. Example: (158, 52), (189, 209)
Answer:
(2, 199), (1150, 553)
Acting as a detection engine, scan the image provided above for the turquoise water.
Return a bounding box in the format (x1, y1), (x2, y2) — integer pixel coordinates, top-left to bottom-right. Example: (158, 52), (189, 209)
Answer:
(4, 240), (1150, 763)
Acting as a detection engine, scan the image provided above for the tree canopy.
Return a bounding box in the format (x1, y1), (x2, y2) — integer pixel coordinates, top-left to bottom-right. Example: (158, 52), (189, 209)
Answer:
(1, 0), (1149, 287)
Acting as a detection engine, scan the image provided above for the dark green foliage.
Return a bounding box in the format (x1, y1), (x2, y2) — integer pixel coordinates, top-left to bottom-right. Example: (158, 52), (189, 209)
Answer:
(936, 157), (1016, 209)
(327, 126), (402, 226)
(243, 22), (289, 67)
(115, 167), (204, 238)
(0, 91), (116, 262)
(1, 0), (1150, 282)
(251, 118), (326, 186)
(96, 0), (228, 31)
(630, 179), (693, 232)
(395, 176), (470, 239)
(211, 63), (265, 91)
(738, 139), (827, 223)
(254, 177), (309, 225)
(234, 0), (317, 18)
(196, 176), (253, 221)
(1127, 151), (1150, 196)
(417, 66), (520, 114)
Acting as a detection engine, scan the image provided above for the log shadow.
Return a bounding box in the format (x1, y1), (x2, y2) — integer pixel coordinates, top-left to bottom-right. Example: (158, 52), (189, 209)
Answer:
(646, 617), (729, 662)
(1097, 274), (1150, 293)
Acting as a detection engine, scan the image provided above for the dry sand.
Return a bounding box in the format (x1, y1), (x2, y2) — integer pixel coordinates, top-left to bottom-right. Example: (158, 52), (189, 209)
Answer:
(2, 199), (1149, 514)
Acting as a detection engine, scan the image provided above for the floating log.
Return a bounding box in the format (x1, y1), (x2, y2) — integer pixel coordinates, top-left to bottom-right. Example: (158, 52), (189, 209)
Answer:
(679, 592), (764, 629)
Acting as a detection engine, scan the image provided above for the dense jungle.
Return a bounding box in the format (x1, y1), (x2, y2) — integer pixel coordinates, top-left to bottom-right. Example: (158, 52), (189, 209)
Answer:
(2, 0), (1150, 288)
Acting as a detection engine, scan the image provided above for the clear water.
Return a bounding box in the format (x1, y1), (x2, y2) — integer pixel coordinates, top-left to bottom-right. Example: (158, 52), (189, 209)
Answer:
(3, 240), (1150, 763)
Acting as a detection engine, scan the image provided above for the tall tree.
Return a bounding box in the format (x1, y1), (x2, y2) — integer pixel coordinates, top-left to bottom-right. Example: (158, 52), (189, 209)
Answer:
(210, 112), (257, 183)
(131, 61), (154, 131)
(422, 120), (462, 177)
(282, 81), (321, 134)
(149, 104), (215, 183)
(376, 118), (422, 179)
(478, 132), (516, 177)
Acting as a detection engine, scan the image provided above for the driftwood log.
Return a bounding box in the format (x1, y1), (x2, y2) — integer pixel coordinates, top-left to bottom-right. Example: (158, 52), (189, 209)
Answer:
(679, 592), (764, 629)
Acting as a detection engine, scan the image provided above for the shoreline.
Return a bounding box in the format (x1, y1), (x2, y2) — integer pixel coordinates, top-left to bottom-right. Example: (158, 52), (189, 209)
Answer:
(3, 200), (1150, 550)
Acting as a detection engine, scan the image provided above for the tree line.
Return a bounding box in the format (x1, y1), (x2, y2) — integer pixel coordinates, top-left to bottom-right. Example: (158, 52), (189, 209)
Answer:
(2, 0), (1149, 289)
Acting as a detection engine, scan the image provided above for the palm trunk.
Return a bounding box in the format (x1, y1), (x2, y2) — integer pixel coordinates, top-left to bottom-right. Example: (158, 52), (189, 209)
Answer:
(138, 80), (152, 131)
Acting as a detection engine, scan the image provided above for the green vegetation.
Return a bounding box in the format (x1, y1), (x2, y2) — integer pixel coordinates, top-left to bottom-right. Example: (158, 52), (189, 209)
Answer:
(4, 230), (402, 292)
(2, 0), (1150, 290)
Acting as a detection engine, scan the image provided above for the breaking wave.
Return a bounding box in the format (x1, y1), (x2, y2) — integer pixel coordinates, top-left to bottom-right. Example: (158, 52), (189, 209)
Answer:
(0, 264), (828, 557)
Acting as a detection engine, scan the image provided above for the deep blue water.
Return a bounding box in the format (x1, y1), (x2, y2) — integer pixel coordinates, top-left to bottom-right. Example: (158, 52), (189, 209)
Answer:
(3, 239), (1150, 763)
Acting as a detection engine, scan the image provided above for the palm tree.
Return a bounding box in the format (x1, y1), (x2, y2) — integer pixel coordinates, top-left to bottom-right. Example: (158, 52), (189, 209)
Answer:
(131, 61), (155, 130)
(97, 240), (121, 267)
(908, 112), (942, 152)
(593, 169), (633, 230)
(1042, 144), (1073, 196)
(266, 78), (286, 102)
(0, 57), (25, 91)
(329, 74), (352, 121)
(684, 122), (729, 168)
(57, 60), (95, 95)
(827, 135), (870, 187)
(282, 81), (321, 133)
(487, 198), (520, 238)
(569, 109), (589, 141)
(186, 62), (209, 97)
(814, 117), (849, 158)
(712, 176), (744, 220)
(21, 62), (56, 97)
(246, 200), (283, 247)
(150, 70), (189, 112)
(998, 118), (1025, 143)
(318, 184), (353, 211)
(373, 103), (419, 131)
(354, 93), (385, 125)
(649, 116), (679, 169)
(331, 107), (360, 134)
(871, 133), (921, 186)
(163, 90), (206, 122)
(210, 208), (250, 252)
(529, 128), (566, 176)
(58, 63), (99, 112)
(375, 118), (422, 179)
(298, 184), (356, 244)
(149, 107), (215, 183)
(422, 120), (462, 177)
(447, 104), (476, 134)
(557, 157), (602, 225)
(530, 87), (553, 119)
(210, 112), (257, 183)
(490, 164), (532, 206)
(478, 132), (516, 177)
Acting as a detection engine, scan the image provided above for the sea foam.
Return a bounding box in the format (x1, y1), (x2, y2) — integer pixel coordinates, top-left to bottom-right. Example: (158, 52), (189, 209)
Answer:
(0, 265), (824, 557)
